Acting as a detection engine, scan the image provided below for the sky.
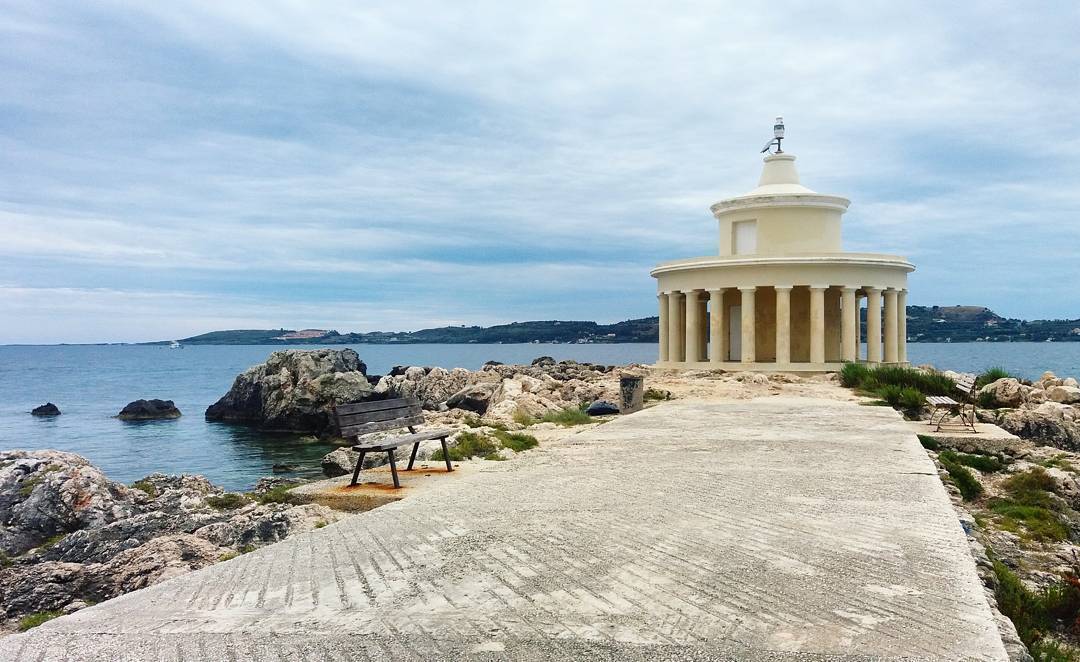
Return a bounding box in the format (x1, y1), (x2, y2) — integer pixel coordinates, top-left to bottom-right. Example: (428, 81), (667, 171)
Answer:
(1, 1), (1078, 344)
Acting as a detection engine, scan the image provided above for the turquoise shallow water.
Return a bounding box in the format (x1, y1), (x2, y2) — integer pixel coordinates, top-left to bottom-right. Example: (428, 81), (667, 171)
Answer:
(0, 342), (1077, 490)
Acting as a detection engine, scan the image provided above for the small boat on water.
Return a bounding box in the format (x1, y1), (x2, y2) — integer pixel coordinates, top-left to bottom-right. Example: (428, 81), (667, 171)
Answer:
(169, 340), (182, 349)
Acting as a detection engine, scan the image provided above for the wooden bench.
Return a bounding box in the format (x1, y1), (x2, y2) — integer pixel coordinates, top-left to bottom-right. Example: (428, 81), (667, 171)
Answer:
(333, 396), (453, 488)
(926, 374), (978, 433)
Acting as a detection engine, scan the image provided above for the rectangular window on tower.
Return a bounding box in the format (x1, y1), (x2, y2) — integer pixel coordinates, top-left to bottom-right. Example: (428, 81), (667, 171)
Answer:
(733, 220), (757, 255)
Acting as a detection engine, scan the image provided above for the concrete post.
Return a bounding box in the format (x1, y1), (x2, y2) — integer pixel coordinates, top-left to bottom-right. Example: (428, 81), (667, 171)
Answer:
(775, 286), (792, 366)
(709, 289), (725, 364)
(684, 290), (701, 363)
(739, 287), (756, 363)
(898, 289), (908, 363)
(841, 287), (857, 362)
(668, 291), (683, 363)
(884, 288), (899, 363)
(658, 293), (669, 363)
(866, 287), (882, 364)
(810, 286), (826, 365)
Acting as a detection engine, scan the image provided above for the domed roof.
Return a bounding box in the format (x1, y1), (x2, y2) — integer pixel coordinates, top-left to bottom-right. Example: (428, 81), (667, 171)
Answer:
(742, 153), (815, 195)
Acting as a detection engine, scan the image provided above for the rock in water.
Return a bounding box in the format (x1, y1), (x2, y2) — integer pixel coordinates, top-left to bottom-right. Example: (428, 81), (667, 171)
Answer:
(30, 403), (61, 417)
(205, 349), (373, 434)
(117, 399), (181, 420)
(586, 400), (620, 416)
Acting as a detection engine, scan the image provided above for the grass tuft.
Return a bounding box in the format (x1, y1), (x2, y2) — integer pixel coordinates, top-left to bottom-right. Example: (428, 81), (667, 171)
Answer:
(17, 611), (62, 631)
(939, 450), (1003, 473)
(938, 453), (983, 501)
(540, 407), (593, 427)
(988, 468), (1070, 542)
(644, 388), (672, 402)
(493, 430), (538, 452)
(992, 559), (1080, 659)
(250, 484), (298, 505)
(512, 409), (537, 427)
(433, 432), (501, 461)
(0, 549), (12, 568)
(976, 366), (1015, 389)
(205, 493), (251, 510)
(130, 479), (158, 498)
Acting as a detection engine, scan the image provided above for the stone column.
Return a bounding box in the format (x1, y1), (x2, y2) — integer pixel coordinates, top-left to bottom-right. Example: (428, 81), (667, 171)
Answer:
(856, 293), (865, 360)
(698, 297), (708, 360)
(709, 289), (725, 364)
(739, 287), (756, 363)
(775, 286), (792, 366)
(667, 291), (683, 363)
(684, 290), (701, 363)
(866, 287), (882, 364)
(809, 286), (826, 364)
(658, 293), (669, 363)
(841, 287), (858, 362)
(898, 289), (908, 364)
(884, 288), (899, 364)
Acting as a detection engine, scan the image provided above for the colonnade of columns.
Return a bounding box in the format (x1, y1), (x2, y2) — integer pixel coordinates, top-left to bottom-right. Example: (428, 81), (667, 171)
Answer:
(657, 285), (908, 367)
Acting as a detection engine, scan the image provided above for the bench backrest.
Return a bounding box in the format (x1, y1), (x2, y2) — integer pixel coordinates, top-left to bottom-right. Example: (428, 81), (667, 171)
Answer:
(334, 396), (423, 438)
(954, 374), (977, 399)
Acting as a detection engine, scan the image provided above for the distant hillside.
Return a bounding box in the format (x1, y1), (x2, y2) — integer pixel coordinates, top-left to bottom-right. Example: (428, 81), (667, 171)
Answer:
(151, 307), (1080, 346)
(159, 318), (660, 346)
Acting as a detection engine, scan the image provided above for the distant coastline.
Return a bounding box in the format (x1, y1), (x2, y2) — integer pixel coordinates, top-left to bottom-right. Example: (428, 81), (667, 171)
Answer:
(137, 305), (1080, 346)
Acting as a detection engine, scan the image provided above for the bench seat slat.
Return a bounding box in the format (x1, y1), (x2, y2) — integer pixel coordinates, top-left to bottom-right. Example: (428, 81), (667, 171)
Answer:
(926, 396), (958, 405)
(335, 397), (418, 415)
(353, 429), (452, 451)
(340, 415), (426, 438)
(337, 406), (420, 426)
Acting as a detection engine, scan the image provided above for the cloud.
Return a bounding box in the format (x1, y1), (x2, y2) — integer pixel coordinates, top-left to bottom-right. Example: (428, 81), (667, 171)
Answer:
(1, 1), (1078, 343)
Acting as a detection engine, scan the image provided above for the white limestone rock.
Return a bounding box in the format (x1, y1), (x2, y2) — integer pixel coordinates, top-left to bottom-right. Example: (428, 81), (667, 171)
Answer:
(979, 378), (1030, 408)
(1047, 385), (1080, 405)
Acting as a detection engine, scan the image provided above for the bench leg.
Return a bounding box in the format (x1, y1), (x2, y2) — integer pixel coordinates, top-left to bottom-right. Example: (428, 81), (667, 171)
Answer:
(350, 451), (367, 486)
(388, 449), (400, 488)
(440, 437), (453, 472)
(406, 441), (421, 471)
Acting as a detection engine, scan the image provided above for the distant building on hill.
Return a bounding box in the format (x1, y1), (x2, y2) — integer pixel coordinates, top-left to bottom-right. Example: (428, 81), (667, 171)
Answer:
(651, 119), (914, 371)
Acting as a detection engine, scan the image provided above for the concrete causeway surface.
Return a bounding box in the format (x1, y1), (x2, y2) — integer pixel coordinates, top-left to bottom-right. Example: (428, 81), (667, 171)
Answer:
(1, 397), (1008, 661)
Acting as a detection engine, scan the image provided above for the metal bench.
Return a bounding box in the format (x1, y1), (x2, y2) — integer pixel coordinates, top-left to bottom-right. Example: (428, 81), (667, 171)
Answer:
(926, 374), (978, 433)
(333, 396), (453, 488)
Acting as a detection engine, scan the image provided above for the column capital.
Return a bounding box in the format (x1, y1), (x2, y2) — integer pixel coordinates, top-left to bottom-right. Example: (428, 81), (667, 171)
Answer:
(773, 284), (794, 291)
(738, 286), (757, 293)
(841, 286), (858, 293)
(808, 284), (829, 291)
(884, 286), (900, 293)
(707, 287), (726, 295)
(864, 286), (882, 293)
(684, 289), (700, 300)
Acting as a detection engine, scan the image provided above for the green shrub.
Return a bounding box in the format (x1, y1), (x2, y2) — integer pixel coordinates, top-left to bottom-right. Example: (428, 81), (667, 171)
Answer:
(205, 493), (251, 510)
(644, 388), (672, 402)
(251, 484), (298, 505)
(38, 533), (66, 550)
(939, 450), (1003, 473)
(869, 365), (954, 395)
(314, 520), (328, 529)
(938, 454), (983, 500)
(839, 362), (870, 387)
(989, 468), (1071, 542)
(898, 386), (925, 410)
(433, 432), (501, 461)
(977, 391), (1000, 409)
(1041, 455), (1078, 473)
(130, 479), (158, 498)
(0, 549), (11, 568)
(18, 475), (43, 498)
(992, 560), (1080, 658)
(977, 366), (1015, 389)
(541, 407), (593, 426)
(877, 384), (905, 407)
(494, 430), (538, 452)
(218, 551), (239, 562)
(918, 434), (941, 451)
(17, 611), (62, 631)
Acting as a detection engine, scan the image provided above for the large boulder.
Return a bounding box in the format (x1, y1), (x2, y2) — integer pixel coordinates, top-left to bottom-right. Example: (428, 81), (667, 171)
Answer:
(979, 378), (1029, 408)
(446, 383), (500, 414)
(374, 366), (473, 409)
(0, 450), (140, 557)
(205, 349), (373, 434)
(30, 403), (60, 417)
(1047, 385), (1080, 405)
(999, 403), (1080, 450)
(117, 399), (181, 420)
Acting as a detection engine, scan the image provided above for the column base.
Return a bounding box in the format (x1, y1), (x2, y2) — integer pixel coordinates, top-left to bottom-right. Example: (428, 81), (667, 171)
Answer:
(654, 360), (910, 373)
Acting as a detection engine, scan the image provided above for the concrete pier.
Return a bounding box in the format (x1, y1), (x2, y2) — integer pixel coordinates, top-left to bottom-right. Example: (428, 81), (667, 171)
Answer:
(1, 397), (1007, 660)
